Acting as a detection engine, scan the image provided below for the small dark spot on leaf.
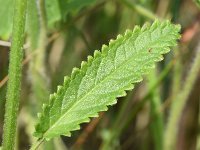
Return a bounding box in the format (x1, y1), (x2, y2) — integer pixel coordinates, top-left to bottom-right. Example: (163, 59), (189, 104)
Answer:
(148, 48), (152, 53)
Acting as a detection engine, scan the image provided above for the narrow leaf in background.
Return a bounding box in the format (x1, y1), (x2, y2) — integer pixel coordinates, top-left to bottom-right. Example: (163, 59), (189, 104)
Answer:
(0, 0), (14, 40)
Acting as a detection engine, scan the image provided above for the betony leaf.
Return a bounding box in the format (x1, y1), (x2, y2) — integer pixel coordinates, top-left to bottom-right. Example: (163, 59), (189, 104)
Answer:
(34, 20), (181, 140)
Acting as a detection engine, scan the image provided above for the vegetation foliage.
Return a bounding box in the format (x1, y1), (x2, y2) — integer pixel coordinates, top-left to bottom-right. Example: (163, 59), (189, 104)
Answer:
(0, 0), (200, 150)
(34, 20), (180, 140)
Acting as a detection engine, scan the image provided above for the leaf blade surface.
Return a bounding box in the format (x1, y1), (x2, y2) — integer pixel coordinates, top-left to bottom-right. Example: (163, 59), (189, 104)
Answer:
(34, 20), (181, 140)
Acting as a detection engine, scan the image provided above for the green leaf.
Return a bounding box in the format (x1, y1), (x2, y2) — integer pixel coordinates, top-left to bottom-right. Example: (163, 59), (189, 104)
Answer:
(45, 0), (62, 28)
(45, 0), (97, 28)
(34, 20), (181, 140)
(27, 0), (40, 50)
(0, 0), (14, 40)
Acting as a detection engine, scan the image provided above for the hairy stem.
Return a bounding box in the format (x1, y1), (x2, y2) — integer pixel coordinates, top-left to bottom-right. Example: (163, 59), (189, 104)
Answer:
(164, 44), (200, 150)
(2, 0), (27, 149)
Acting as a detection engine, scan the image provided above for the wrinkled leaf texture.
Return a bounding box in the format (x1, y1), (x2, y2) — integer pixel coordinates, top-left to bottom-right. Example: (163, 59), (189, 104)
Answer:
(34, 20), (181, 140)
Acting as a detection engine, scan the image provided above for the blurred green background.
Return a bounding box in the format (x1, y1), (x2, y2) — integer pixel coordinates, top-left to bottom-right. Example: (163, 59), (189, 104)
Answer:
(0, 0), (200, 149)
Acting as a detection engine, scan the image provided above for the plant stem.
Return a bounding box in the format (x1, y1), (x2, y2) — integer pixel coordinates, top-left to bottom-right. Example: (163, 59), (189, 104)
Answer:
(148, 67), (164, 150)
(164, 45), (200, 150)
(2, 0), (27, 149)
(120, 0), (159, 20)
(29, 0), (49, 106)
(172, 47), (182, 98)
(35, 0), (47, 68)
